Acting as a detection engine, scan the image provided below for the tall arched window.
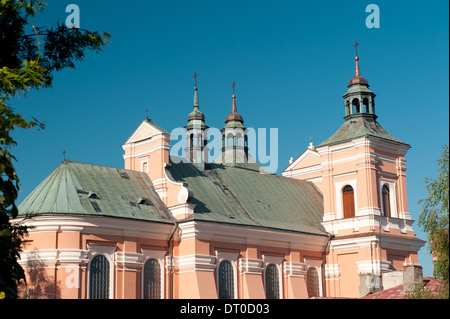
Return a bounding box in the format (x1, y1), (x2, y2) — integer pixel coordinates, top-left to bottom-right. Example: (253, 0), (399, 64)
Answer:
(265, 264), (280, 299)
(382, 185), (391, 217)
(218, 260), (234, 299)
(89, 255), (110, 299)
(143, 259), (161, 299)
(342, 185), (355, 218)
(306, 267), (320, 298)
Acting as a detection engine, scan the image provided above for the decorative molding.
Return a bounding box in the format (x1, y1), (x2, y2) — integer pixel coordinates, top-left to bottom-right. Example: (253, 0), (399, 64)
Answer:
(322, 214), (415, 235)
(357, 260), (392, 275)
(283, 261), (307, 277)
(169, 202), (196, 218)
(169, 254), (217, 273)
(13, 215), (174, 242)
(178, 221), (328, 252)
(115, 252), (144, 269)
(239, 258), (264, 275)
(19, 249), (89, 266)
(324, 264), (340, 280)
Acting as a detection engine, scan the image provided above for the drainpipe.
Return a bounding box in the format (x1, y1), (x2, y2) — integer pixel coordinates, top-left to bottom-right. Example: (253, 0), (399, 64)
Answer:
(167, 222), (178, 299)
(321, 234), (333, 297)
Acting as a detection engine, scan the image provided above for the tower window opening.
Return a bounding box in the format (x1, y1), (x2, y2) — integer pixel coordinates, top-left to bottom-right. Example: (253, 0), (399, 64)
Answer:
(382, 185), (391, 217)
(342, 185), (355, 218)
(352, 98), (360, 114)
(363, 98), (369, 113)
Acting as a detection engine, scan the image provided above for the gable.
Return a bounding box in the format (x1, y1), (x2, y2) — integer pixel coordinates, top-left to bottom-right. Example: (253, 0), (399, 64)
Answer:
(282, 147), (321, 173)
(124, 119), (170, 145)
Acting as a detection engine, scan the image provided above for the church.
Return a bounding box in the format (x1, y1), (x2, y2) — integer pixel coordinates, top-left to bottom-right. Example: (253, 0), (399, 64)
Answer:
(15, 49), (425, 299)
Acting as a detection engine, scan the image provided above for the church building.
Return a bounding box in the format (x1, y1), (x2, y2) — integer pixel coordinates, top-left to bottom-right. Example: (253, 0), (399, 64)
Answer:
(15, 49), (425, 299)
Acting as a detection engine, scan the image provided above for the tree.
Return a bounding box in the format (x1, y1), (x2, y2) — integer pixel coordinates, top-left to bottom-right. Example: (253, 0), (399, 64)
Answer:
(0, 0), (111, 298)
(414, 144), (449, 298)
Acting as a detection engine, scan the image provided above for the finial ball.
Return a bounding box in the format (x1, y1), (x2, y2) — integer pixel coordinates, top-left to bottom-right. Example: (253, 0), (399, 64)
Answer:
(355, 56), (359, 61)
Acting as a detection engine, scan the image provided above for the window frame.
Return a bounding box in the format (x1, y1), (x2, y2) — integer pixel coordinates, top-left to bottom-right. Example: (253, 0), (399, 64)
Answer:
(215, 251), (238, 299)
(87, 244), (116, 299)
(379, 180), (397, 218)
(264, 263), (280, 299)
(335, 179), (358, 219)
(141, 249), (165, 299)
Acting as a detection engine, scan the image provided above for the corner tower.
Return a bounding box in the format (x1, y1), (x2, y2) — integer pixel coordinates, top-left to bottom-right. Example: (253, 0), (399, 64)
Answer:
(282, 44), (425, 298)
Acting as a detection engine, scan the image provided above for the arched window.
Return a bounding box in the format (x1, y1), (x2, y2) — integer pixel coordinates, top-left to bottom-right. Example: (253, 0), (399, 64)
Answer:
(352, 98), (360, 114)
(218, 260), (234, 299)
(306, 267), (320, 298)
(89, 255), (110, 299)
(342, 185), (355, 218)
(265, 264), (280, 299)
(363, 98), (369, 113)
(143, 258), (161, 299)
(382, 185), (391, 217)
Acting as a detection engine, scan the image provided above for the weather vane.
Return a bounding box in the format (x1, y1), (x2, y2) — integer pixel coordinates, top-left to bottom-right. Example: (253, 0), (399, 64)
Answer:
(192, 70), (199, 87)
(353, 40), (360, 56)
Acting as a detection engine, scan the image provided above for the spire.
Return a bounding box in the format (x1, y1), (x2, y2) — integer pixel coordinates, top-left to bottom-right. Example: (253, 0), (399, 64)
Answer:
(347, 41), (369, 87)
(193, 86), (199, 108)
(187, 71), (206, 123)
(225, 81), (244, 125)
(193, 70), (199, 108)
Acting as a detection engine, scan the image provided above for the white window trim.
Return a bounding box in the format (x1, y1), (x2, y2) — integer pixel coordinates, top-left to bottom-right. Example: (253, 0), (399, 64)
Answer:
(262, 255), (284, 299)
(87, 244), (116, 299)
(304, 258), (324, 297)
(141, 249), (166, 299)
(216, 251), (239, 299)
(140, 156), (149, 173)
(379, 179), (398, 218)
(335, 179), (358, 219)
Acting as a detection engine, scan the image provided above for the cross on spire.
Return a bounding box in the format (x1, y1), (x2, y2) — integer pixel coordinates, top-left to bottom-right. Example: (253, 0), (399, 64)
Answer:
(146, 108), (148, 120)
(63, 150), (66, 161)
(231, 81), (236, 95)
(192, 70), (199, 87)
(353, 40), (360, 57)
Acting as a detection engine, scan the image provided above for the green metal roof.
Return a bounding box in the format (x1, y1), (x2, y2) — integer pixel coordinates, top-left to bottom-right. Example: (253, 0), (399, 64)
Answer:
(318, 114), (410, 148)
(167, 159), (328, 236)
(18, 160), (174, 224)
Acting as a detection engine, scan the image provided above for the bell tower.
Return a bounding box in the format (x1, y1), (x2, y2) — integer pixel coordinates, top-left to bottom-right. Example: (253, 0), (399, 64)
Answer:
(220, 82), (249, 165)
(343, 41), (377, 117)
(282, 43), (425, 298)
(184, 71), (209, 169)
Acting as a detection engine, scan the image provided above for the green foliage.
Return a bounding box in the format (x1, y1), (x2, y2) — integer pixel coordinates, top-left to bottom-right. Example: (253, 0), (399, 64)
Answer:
(0, 0), (110, 298)
(418, 144), (449, 283)
(405, 281), (449, 299)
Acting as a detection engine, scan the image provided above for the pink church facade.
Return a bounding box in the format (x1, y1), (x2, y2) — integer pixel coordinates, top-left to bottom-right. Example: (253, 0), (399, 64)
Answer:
(15, 53), (425, 299)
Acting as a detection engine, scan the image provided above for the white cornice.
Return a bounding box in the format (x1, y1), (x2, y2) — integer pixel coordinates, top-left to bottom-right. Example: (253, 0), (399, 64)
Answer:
(178, 221), (328, 251)
(13, 215), (174, 241)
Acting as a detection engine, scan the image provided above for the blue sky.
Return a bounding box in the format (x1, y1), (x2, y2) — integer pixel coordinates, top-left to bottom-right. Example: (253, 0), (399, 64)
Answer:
(11, 0), (449, 277)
